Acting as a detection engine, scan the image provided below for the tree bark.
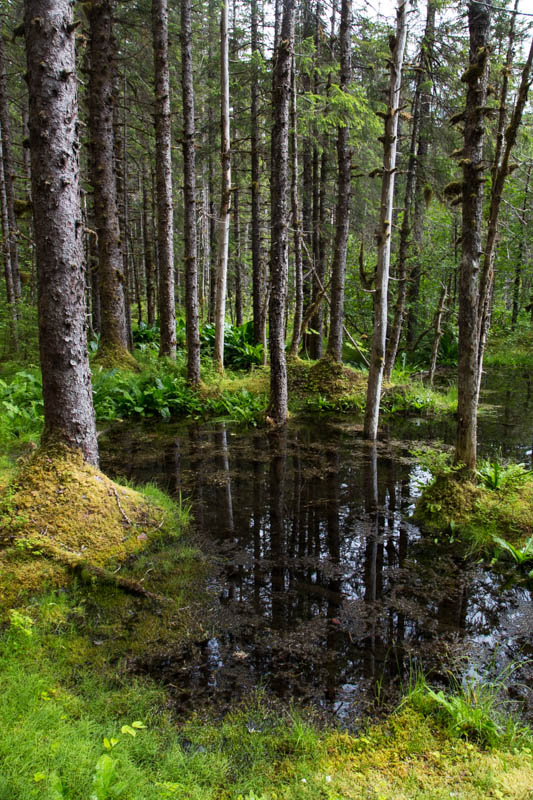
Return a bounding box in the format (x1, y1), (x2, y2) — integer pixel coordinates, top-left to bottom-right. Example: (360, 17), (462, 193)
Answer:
(0, 35), (21, 299)
(233, 184), (243, 326)
(142, 162), (156, 326)
(87, 0), (130, 358)
(511, 164), (531, 330)
(0, 139), (17, 347)
(181, 0), (201, 385)
(24, 0), (98, 465)
(455, 0), (491, 470)
(269, 0), (295, 425)
(326, 0), (352, 362)
(289, 52), (304, 357)
(214, 0), (232, 371)
(152, 0), (176, 359)
(251, 0), (264, 346)
(428, 284), (447, 386)
(364, 0), (407, 440)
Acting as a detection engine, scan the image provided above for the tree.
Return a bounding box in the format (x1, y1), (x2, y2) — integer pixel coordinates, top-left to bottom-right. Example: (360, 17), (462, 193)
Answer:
(455, 0), (492, 470)
(24, 0), (98, 465)
(152, 0), (176, 359)
(87, 0), (130, 362)
(214, 0), (232, 371)
(268, 0), (295, 425)
(326, 0), (352, 362)
(363, 0), (408, 441)
(181, 0), (201, 386)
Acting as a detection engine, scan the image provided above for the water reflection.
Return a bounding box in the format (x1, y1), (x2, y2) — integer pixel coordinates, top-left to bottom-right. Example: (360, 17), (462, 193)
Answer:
(101, 417), (532, 722)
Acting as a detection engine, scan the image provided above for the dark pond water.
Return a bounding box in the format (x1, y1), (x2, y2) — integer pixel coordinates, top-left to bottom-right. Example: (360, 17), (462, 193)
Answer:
(99, 369), (532, 724)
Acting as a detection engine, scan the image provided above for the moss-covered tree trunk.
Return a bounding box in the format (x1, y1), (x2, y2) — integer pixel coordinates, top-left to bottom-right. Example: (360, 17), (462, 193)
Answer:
(268, 0), (295, 425)
(152, 0), (176, 360)
(24, 0), (98, 466)
(87, 0), (130, 361)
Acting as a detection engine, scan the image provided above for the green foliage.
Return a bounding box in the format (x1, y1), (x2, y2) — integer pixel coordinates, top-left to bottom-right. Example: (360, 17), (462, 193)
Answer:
(477, 459), (532, 491)
(491, 535), (533, 578)
(200, 321), (263, 370)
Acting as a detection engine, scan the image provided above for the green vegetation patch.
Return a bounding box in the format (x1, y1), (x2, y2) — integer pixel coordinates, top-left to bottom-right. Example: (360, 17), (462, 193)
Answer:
(0, 446), (177, 612)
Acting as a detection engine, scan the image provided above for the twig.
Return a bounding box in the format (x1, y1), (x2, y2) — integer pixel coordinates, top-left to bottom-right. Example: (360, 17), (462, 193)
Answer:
(110, 487), (132, 525)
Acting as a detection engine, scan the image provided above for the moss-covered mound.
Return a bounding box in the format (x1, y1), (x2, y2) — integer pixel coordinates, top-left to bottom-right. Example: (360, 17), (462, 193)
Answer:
(288, 356), (365, 400)
(0, 447), (167, 612)
(414, 474), (482, 531)
(94, 343), (140, 372)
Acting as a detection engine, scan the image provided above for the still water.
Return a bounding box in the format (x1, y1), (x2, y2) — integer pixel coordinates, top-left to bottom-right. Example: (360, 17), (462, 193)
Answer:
(100, 373), (532, 724)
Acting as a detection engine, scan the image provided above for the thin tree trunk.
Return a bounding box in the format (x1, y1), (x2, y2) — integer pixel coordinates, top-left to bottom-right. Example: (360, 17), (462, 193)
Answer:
(363, 1), (407, 440)
(428, 285), (447, 386)
(233, 185), (243, 326)
(269, 0), (295, 425)
(309, 145), (328, 359)
(25, 0), (98, 465)
(142, 163), (156, 326)
(476, 32), (533, 402)
(289, 52), (304, 357)
(152, 0), (176, 359)
(181, 0), (201, 385)
(384, 0), (435, 379)
(214, 0), (232, 371)
(87, 0), (130, 359)
(0, 139), (17, 348)
(113, 76), (133, 352)
(511, 164), (531, 330)
(455, 0), (491, 470)
(0, 36), (21, 299)
(251, 0), (264, 346)
(326, 0), (353, 362)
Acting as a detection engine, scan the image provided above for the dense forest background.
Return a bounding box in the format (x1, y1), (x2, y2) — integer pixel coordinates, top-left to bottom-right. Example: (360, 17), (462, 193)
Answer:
(0, 0), (532, 440)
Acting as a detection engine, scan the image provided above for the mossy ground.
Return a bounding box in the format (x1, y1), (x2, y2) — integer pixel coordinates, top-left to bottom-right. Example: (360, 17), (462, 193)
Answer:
(0, 445), (182, 612)
(1, 596), (532, 800)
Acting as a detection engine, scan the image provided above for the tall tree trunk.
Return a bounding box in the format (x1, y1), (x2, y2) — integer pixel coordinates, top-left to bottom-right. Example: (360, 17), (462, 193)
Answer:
(87, 0), (130, 359)
(233, 184), (243, 326)
(251, 0), (264, 346)
(269, 0), (295, 425)
(428, 284), (447, 386)
(112, 76), (133, 352)
(326, 0), (352, 362)
(0, 36), (21, 299)
(214, 0), (232, 371)
(406, 2), (436, 347)
(181, 0), (201, 385)
(511, 164), (531, 330)
(384, 0), (435, 379)
(309, 145), (328, 359)
(455, 0), (491, 470)
(476, 31), (533, 401)
(142, 162), (156, 326)
(0, 139), (17, 347)
(25, 0), (98, 465)
(289, 52), (304, 357)
(363, 1), (407, 440)
(152, 0), (176, 359)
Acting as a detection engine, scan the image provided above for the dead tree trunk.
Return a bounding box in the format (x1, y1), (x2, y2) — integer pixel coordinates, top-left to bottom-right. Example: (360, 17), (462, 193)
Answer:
(25, 0), (98, 465)
(363, 1), (407, 440)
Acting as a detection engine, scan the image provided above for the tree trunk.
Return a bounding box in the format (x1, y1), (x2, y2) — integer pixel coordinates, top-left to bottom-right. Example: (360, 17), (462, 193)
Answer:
(0, 35), (21, 299)
(309, 146), (328, 360)
(24, 0), (98, 465)
(455, 0), (491, 470)
(214, 0), (232, 371)
(152, 0), (176, 359)
(289, 52), (304, 357)
(233, 185), (243, 326)
(428, 285), (447, 386)
(363, 0), (407, 440)
(384, 0), (435, 379)
(251, 0), (264, 346)
(326, 0), (352, 362)
(0, 139), (17, 348)
(181, 0), (201, 385)
(142, 163), (156, 326)
(511, 164), (531, 330)
(87, 0), (130, 359)
(269, 0), (295, 425)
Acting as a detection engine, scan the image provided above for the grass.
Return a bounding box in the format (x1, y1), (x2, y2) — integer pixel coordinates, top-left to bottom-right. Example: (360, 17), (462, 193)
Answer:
(0, 597), (532, 800)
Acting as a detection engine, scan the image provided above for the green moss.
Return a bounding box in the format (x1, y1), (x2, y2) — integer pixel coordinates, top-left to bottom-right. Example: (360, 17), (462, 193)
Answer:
(0, 446), (182, 613)
(94, 344), (141, 372)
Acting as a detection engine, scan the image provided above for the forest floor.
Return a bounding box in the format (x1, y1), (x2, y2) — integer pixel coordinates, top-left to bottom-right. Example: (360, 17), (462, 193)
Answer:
(1, 337), (532, 798)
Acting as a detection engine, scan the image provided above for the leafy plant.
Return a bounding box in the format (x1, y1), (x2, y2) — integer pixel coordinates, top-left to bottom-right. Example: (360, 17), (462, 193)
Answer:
(90, 755), (126, 800)
(477, 459), (532, 491)
(491, 535), (533, 576)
